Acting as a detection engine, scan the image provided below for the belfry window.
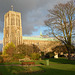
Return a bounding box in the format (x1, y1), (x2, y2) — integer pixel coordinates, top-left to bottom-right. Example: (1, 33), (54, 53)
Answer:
(11, 14), (15, 25)
(16, 15), (20, 26)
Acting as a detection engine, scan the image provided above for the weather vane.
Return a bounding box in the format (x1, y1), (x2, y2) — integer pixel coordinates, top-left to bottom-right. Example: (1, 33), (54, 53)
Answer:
(11, 5), (13, 11)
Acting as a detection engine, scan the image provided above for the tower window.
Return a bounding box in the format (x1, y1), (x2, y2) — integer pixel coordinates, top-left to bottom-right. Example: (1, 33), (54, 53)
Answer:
(11, 14), (15, 25)
(16, 15), (20, 26)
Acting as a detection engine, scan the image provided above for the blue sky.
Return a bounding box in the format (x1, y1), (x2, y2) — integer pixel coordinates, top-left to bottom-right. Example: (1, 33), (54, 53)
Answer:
(0, 0), (70, 42)
(0, 32), (3, 40)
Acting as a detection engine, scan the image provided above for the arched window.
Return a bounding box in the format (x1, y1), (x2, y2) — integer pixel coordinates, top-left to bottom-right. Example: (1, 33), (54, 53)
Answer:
(11, 14), (15, 25)
(16, 15), (20, 26)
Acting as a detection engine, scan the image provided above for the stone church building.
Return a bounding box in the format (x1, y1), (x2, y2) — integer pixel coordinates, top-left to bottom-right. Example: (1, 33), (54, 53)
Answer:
(3, 6), (61, 53)
(3, 11), (23, 47)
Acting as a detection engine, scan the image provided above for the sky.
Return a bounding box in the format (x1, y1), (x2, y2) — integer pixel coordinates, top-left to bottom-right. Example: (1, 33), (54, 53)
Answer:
(0, 0), (70, 41)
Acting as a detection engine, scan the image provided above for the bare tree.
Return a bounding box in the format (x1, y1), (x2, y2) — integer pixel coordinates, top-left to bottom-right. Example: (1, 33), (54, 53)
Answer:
(44, 0), (75, 60)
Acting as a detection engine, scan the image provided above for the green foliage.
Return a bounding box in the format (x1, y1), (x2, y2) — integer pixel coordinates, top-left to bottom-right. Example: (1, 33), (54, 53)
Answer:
(41, 52), (44, 56)
(13, 54), (25, 59)
(41, 52), (45, 59)
(15, 44), (26, 55)
(0, 56), (3, 63)
(0, 52), (2, 55)
(3, 57), (10, 63)
(16, 44), (40, 57)
(45, 52), (54, 58)
(49, 52), (54, 58)
(3, 42), (15, 56)
(2, 43), (40, 61)
(31, 53), (40, 60)
(2, 56), (12, 63)
(32, 44), (40, 53)
(52, 45), (73, 54)
(16, 44), (33, 56)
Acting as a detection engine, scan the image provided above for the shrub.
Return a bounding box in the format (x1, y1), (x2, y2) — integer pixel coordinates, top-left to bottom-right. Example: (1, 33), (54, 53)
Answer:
(41, 52), (45, 59)
(50, 52), (54, 58)
(2, 56), (12, 63)
(15, 44), (40, 57)
(45, 52), (54, 58)
(24, 55), (31, 61)
(3, 42), (15, 56)
(0, 52), (2, 55)
(0, 56), (3, 63)
(31, 53), (40, 60)
(13, 54), (25, 62)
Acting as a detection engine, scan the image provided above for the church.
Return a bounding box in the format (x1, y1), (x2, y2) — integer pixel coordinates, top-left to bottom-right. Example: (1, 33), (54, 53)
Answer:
(3, 6), (61, 53)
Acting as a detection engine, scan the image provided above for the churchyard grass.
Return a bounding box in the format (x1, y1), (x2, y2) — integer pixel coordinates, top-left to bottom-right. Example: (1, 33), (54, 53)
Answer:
(0, 58), (75, 75)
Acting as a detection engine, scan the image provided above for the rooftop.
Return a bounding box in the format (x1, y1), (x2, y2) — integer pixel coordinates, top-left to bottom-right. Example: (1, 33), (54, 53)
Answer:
(23, 36), (58, 41)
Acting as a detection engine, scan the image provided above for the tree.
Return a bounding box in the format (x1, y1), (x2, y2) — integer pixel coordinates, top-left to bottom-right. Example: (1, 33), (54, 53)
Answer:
(52, 45), (67, 54)
(44, 0), (75, 60)
(32, 44), (40, 53)
(52, 45), (75, 54)
(15, 44), (40, 56)
(3, 42), (15, 56)
(15, 44), (26, 55)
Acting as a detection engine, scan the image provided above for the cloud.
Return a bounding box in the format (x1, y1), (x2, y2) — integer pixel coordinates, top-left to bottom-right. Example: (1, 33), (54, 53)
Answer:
(0, 0), (70, 35)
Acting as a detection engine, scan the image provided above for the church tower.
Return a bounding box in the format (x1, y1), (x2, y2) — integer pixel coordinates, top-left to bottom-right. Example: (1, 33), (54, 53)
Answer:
(3, 5), (23, 48)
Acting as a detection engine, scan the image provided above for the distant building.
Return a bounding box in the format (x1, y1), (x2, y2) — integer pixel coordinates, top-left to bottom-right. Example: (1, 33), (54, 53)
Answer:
(22, 36), (60, 52)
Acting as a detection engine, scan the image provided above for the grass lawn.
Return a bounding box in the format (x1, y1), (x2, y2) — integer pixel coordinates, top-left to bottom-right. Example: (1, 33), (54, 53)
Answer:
(0, 58), (75, 75)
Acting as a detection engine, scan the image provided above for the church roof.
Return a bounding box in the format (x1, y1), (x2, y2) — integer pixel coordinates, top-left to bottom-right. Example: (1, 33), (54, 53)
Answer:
(23, 36), (58, 41)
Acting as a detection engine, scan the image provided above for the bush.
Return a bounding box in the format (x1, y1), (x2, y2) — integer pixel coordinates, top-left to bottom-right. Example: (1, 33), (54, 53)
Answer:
(3, 42), (15, 56)
(0, 56), (3, 63)
(0, 52), (2, 55)
(2, 56), (12, 63)
(41, 52), (45, 59)
(31, 53), (40, 60)
(45, 52), (54, 58)
(41, 52), (44, 56)
(50, 52), (54, 58)
(13, 54), (25, 61)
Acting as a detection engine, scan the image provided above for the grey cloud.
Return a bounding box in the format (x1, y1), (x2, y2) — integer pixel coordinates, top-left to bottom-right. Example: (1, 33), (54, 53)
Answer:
(0, 0), (70, 35)
(22, 24), (38, 35)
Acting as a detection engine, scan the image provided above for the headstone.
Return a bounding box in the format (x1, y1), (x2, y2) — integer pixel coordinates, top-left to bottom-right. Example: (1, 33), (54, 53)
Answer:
(46, 59), (49, 66)
(54, 54), (58, 58)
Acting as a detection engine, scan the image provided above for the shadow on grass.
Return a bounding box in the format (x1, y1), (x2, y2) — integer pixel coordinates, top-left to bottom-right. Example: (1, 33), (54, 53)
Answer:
(38, 66), (75, 75)
(0, 64), (75, 75)
(49, 58), (75, 64)
(0, 57), (75, 75)
(40, 63), (44, 65)
(0, 65), (29, 75)
(0, 56), (24, 75)
(17, 66), (75, 75)
(0, 58), (11, 75)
